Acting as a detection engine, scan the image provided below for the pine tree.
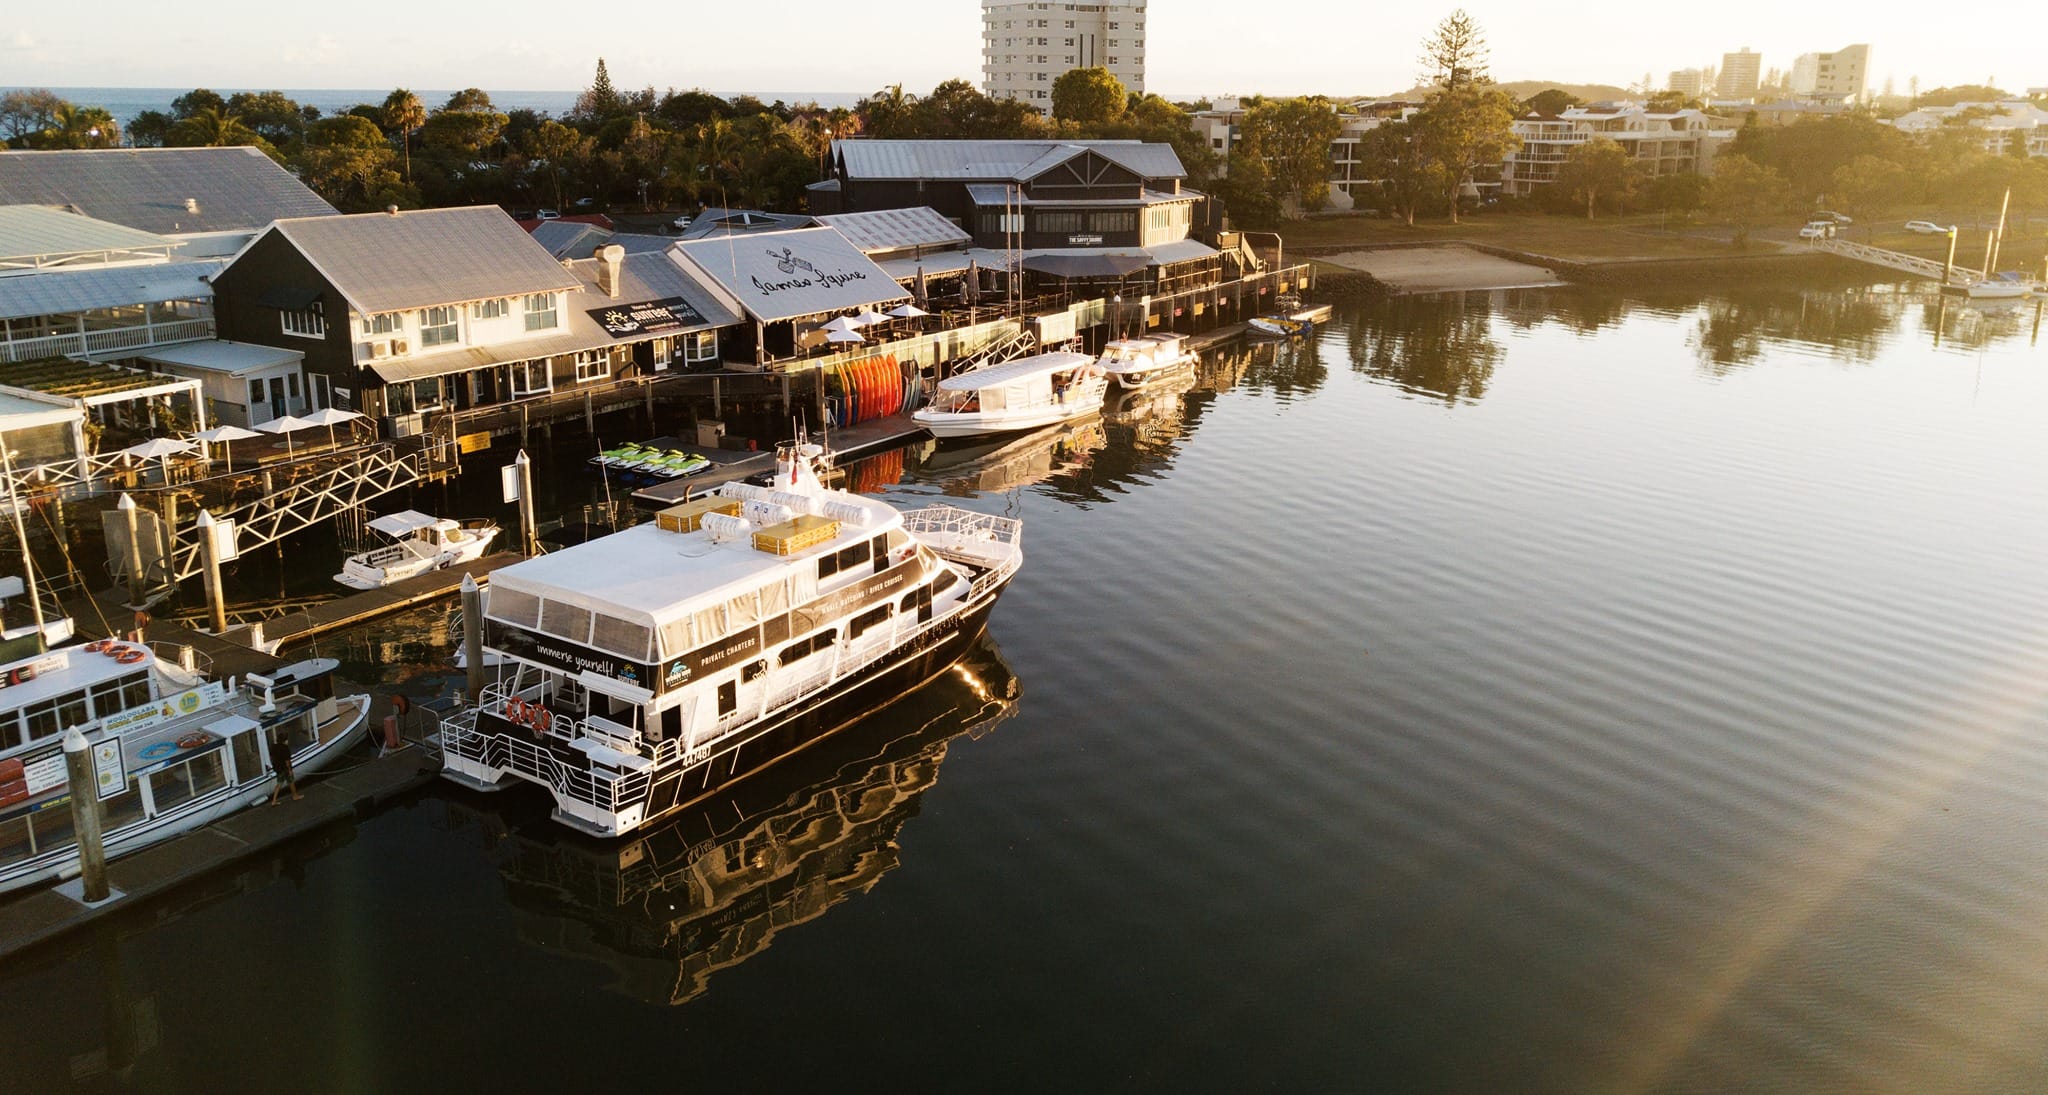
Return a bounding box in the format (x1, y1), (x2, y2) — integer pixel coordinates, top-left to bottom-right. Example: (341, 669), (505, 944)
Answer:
(578, 59), (622, 120)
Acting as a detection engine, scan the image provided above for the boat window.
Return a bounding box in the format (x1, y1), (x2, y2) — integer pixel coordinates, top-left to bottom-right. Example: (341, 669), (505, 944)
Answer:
(0, 816), (30, 866)
(24, 807), (74, 859)
(848, 604), (893, 640)
(232, 732), (262, 784)
(777, 629), (839, 667)
(933, 569), (961, 596)
(658, 704), (683, 742)
(120, 674), (152, 710)
(490, 588), (542, 629)
(0, 712), (20, 750)
(725, 590), (760, 629)
(89, 679), (127, 719)
(591, 613), (652, 663)
(717, 680), (737, 716)
(870, 534), (889, 573)
(101, 776), (146, 832)
(693, 604), (727, 645)
(148, 752), (226, 814)
(541, 599), (592, 645)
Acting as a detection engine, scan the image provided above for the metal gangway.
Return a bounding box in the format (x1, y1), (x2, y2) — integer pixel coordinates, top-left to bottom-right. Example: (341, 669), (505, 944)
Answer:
(1813, 238), (1984, 286)
(947, 329), (1039, 377)
(157, 443), (424, 583)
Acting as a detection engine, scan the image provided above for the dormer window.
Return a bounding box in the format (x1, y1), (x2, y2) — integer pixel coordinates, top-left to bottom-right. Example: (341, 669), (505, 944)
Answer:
(524, 293), (558, 331)
(418, 305), (460, 348)
(359, 312), (400, 337)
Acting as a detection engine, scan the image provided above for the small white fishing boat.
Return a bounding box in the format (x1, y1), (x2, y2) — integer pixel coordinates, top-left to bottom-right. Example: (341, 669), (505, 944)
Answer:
(1247, 315), (1312, 340)
(1096, 334), (1199, 390)
(912, 351), (1107, 440)
(335, 511), (500, 590)
(0, 642), (371, 895)
(1964, 276), (2033, 300)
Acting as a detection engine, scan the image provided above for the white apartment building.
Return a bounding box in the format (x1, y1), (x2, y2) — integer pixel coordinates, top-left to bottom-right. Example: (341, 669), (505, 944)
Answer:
(1500, 105), (1735, 197)
(1891, 101), (2048, 158)
(1790, 44), (1871, 102)
(1668, 69), (1709, 97)
(982, 0), (1147, 105)
(1720, 49), (1762, 100)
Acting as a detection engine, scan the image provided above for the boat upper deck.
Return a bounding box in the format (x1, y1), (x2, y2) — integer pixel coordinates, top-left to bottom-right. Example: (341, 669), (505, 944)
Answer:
(936, 351), (1095, 391)
(0, 648), (146, 713)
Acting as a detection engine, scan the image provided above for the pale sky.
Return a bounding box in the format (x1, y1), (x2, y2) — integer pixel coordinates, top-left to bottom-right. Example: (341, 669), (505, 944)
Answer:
(1, 1), (2035, 101)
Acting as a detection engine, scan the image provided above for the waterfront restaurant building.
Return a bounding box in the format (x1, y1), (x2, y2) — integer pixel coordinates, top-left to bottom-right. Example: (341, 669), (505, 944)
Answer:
(211, 206), (742, 433)
(670, 227), (909, 364)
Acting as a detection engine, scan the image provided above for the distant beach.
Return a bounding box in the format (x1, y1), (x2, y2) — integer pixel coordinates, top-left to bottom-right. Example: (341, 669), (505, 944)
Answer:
(6, 87), (866, 125)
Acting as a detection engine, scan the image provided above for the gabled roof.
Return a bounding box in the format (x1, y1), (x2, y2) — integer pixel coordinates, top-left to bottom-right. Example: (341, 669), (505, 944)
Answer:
(0, 205), (181, 267)
(529, 220), (616, 260)
(0, 147), (337, 235)
(259, 206), (577, 315)
(672, 227), (907, 324)
(562, 248), (743, 333)
(0, 259), (224, 321)
(678, 208), (816, 239)
(833, 140), (1186, 183)
(815, 207), (972, 254)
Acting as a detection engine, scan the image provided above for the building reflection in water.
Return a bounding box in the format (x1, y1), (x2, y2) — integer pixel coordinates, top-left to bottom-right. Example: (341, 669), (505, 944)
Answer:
(452, 631), (1019, 1005)
(916, 418), (1107, 497)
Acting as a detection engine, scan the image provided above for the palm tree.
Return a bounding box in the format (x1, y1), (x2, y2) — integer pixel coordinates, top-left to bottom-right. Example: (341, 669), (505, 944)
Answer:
(45, 102), (120, 148)
(382, 89), (425, 183)
(170, 106), (257, 147)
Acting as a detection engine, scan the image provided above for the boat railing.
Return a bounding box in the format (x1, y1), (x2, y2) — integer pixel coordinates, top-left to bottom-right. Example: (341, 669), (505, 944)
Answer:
(145, 641), (212, 678)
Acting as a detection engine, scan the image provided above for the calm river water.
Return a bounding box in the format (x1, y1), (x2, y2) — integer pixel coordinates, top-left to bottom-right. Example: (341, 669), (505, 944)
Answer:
(4, 281), (2047, 1092)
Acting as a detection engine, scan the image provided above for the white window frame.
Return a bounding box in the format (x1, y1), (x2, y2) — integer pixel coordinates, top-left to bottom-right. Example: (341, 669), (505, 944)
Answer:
(471, 297), (510, 320)
(418, 305), (460, 348)
(280, 303), (325, 339)
(509, 359), (552, 396)
(573, 349), (611, 384)
(358, 311), (400, 337)
(523, 293), (559, 331)
(685, 330), (718, 363)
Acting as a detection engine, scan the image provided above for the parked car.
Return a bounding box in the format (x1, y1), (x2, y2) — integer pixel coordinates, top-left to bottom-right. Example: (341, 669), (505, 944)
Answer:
(1798, 221), (1836, 239)
(671, 215), (693, 230)
(535, 209), (560, 220)
(1904, 220), (1950, 235)
(572, 197), (596, 209)
(1813, 211), (1853, 224)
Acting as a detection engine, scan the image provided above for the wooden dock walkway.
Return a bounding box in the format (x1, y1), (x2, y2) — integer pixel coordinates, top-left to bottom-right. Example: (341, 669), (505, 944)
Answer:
(0, 709), (441, 961)
(259, 552), (524, 648)
(1813, 238), (1983, 285)
(629, 415), (925, 508)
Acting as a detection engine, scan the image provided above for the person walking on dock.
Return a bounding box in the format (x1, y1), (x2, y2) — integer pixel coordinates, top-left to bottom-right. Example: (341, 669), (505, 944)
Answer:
(268, 728), (301, 804)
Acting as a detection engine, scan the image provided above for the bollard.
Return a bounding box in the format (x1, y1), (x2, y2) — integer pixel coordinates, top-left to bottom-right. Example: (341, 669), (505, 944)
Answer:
(461, 573), (486, 703)
(63, 729), (109, 903)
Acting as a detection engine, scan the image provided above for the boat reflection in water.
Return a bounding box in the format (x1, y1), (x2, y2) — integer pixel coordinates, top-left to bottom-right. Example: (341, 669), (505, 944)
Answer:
(917, 415), (1107, 496)
(461, 631), (1018, 1005)
(1101, 370), (1197, 444)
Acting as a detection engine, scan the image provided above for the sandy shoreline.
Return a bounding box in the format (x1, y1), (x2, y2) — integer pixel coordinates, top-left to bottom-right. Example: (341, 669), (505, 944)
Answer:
(1316, 245), (1565, 294)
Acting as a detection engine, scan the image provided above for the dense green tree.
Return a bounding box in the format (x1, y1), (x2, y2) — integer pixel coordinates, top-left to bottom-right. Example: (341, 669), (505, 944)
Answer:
(1553, 135), (1634, 218)
(1729, 115), (1914, 203)
(1052, 67), (1127, 127)
(577, 58), (622, 120)
(1520, 88), (1581, 116)
(299, 115), (411, 210)
(1705, 154), (1795, 244)
(857, 84), (917, 139)
(525, 120), (592, 210)
(127, 110), (175, 148)
(1638, 172), (1707, 216)
(1829, 154), (1909, 221)
(167, 106), (264, 150)
(656, 89), (734, 128)
(1912, 84), (2011, 107)
(37, 103), (121, 149)
(169, 89), (225, 119)
(441, 89), (494, 114)
(225, 91), (309, 150)
(1355, 120), (1441, 225)
(1413, 84), (1519, 223)
(0, 89), (65, 144)
(1236, 97), (1344, 214)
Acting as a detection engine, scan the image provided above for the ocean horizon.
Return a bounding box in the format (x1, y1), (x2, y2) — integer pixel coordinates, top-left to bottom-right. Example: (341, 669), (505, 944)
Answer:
(5, 87), (867, 125)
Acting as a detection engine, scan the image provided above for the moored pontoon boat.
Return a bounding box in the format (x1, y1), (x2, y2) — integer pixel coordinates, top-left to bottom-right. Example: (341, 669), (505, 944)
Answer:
(335, 510), (500, 590)
(1095, 334), (1199, 390)
(912, 351), (1106, 439)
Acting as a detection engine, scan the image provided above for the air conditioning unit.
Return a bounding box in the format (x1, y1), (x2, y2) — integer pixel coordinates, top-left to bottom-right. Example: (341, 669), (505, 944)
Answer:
(368, 340), (391, 359)
(390, 338), (410, 355)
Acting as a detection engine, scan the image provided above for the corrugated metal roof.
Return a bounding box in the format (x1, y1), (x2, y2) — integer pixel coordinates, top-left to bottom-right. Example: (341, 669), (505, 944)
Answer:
(815, 207), (972, 254)
(874, 248), (1017, 281)
(561, 249), (743, 332)
(1144, 239), (1220, 265)
(0, 205), (180, 264)
(139, 339), (302, 376)
(0, 147), (338, 235)
(268, 206), (577, 315)
(678, 208), (816, 240)
(673, 227), (907, 324)
(834, 140), (1186, 182)
(529, 220), (614, 260)
(0, 259), (224, 320)
(964, 185), (1196, 208)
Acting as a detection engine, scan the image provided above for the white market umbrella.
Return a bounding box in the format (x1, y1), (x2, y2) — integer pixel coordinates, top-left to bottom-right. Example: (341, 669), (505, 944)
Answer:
(118, 437), (199, 483)
(256, 414), (317, 458)
(820, 316), (863, 335)
(191, 423), (262, 465)
(887, 303), (929, 319)
(825, 328), (866, 344)
(849, 309), (891, 327)
(303, 406), (365, 448)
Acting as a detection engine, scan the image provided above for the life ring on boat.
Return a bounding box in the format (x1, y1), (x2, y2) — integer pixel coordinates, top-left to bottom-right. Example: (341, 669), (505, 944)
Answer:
(175, 732), (211, 750)
(114, 647), (146, 665)
(84, 640), (110, 653)
(505, 697), (530, 725)
(528, 705), (553, 735)
(138, 741), (176, 761)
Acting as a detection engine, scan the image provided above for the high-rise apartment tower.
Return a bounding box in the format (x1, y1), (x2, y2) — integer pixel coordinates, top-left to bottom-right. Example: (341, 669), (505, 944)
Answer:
(983, 0), (1147, 106)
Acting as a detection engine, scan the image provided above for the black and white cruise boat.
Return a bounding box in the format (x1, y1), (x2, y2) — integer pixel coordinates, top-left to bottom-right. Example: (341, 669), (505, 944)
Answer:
(440, 441), (1023, 837)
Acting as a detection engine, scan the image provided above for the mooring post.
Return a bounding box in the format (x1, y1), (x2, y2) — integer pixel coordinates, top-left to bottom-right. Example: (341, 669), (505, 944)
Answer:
(196, 509), (227, 634)
(515, 449), (536, 557)
(584, 389), (594, 433)
(461, 572), (485, 703)
(63, 729), (109, 903)
(115, 493), (143, 606)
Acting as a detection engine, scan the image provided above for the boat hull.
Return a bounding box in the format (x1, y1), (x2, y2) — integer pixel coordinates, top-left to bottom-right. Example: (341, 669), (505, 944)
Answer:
(914, 401), (1104, 439)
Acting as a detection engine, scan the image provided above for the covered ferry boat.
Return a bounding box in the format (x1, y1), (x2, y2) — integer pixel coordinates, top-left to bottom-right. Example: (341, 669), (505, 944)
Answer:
(1096, 334), (1198, 390)
(0, 642), (371, 895)
(911, 350), (1106, 439)
(439, 441), (1023, 837)
(335, 510), (500, 590)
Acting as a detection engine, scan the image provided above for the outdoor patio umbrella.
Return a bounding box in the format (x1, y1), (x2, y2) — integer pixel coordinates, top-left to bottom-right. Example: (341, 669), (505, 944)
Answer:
(191, 424), (262, 465)
(820, 316), (863, 335)
(255, 414), (317, 459)
(849, 309), (891, 328)
(117, 437), (200, 483)
(825, 328), (866, 344)
(303, 406), (365, 449)
(886, 303), (930, 319)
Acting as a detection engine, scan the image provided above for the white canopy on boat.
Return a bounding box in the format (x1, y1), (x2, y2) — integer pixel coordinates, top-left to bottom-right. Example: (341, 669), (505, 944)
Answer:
(367, 510), (454, 537)
(935, 351), (1096, 391)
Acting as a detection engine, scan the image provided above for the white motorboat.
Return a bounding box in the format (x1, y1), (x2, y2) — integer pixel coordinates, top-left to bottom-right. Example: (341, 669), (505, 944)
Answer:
(1964, 277), (2033, 300)
(438, 441), (1023, 838)
(1247, 315), (1312, 340)
(1096, 333), (1199, 390)
(0, 642), (371, 895)
(335, 510), (500, 590)
(912, 351), (1107, 440)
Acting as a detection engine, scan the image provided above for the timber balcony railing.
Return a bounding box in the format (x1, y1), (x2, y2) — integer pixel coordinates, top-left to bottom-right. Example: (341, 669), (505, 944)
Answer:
(0, 319), (214, 363)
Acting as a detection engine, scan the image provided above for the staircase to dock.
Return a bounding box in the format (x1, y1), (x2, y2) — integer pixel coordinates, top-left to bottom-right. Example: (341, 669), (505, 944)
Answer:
(157, 443), (424, 586)
(1813, 238), (1984, 286)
